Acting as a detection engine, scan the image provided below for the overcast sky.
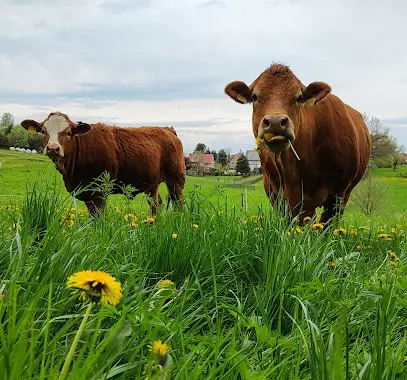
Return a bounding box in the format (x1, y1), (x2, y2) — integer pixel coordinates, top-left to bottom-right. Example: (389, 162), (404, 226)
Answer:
(1, 0), (407, 153)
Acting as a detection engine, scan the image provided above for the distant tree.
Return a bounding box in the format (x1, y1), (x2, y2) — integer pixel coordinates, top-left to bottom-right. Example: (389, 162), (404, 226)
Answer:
(217, 149), (228, 167)
(8, 125), (29, 148)
(28, 132), (44, 152)
(363, 114), (402, 166)
(184, 156), (192, 170)
(211, 150), (217, 161)
(235, 155), (250, 175)
(204, 148), (211, 154)
(0, 112), (14, 135)
(195, 143), (207, 152)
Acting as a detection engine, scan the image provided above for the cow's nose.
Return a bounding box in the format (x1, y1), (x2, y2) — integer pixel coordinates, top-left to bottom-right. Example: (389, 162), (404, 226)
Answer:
(46, 144), (60, 156)
(262, 115), (289, 130)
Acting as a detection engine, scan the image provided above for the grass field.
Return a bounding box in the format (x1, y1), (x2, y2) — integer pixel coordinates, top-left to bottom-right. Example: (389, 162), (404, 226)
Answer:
(1, 149), (407, 379)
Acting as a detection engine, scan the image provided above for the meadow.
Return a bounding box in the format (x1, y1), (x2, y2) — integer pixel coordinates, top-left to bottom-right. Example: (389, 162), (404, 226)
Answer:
(1, 149), (407, 379)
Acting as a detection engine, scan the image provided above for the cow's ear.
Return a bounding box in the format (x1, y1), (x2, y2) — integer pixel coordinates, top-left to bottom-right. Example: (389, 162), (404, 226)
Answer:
(299, 82), (331, 106)
(72, 122), (92, 135)
(21, 119), (43, 133)
(224, 81), (253, 104)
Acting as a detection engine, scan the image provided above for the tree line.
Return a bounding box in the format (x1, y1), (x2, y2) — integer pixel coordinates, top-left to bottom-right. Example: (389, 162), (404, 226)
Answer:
(0, 112), (44, 152)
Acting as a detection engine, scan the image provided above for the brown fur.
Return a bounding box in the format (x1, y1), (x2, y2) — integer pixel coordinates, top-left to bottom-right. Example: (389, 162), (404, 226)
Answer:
(21, 113), (186, 217)
(225, 64), (371, 225)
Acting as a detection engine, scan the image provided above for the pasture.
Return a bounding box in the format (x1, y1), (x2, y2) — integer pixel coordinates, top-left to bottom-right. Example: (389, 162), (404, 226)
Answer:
(1, 148), (407, 379)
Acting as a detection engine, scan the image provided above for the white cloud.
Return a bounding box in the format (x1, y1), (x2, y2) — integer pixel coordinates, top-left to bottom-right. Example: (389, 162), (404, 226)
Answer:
(1, 0), (407, 152)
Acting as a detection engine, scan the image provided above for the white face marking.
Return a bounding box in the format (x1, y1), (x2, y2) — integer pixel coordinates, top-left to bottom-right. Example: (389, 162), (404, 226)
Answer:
(43, 114), (70, 146)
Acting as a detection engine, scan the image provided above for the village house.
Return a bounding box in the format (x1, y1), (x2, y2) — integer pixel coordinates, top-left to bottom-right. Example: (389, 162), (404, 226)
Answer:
(188, 152), (215, 175)
(246, 150), (261, 172)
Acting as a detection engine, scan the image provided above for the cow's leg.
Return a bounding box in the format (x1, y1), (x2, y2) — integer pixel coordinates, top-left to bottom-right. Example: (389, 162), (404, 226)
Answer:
(320, 193), (346, 228)
(166, 178), (185, 211)
(85, 196), (106, 218)
(146, 186), (161, 216)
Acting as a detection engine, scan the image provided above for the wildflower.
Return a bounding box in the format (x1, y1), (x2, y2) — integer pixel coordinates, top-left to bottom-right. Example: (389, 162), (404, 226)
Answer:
(143, 217), (155, 224)
(193, 223), (199, 229)
(149, 340), (169, 366)
(334, 228), (346, 236)
(391, 228), (396, 234)
(330, 262), (337, 270)
(377, 227), (384, 234)
(67, 219), (74, 227)
(356, 244), (361, 250)
(312, 223), (324, 231)
(157, 279), (175, 289)
(255, 136), (265, 148)
(67, 270), (123, 305)
(171, 233), (178, 239)
(287, 231), (291, 236)
(303, 216), (311, 224)
(255, 227), (264, 231)
(295, 226), (303, 234)
(264, 132), (274, 142)
(359, 226), (368, 230)
(378, 233), (392, 240)
(349, 230), (357, 237)
(388, 250), (399, 262)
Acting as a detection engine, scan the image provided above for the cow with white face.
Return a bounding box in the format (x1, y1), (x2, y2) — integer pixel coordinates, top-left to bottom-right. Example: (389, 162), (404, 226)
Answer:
(22, 112), (90, 161)
(21, 111), (186, 217)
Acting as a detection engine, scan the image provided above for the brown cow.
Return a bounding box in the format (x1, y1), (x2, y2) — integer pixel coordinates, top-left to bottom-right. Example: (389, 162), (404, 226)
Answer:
(225, 64), (371, 226)
(21, 112), (186, 216)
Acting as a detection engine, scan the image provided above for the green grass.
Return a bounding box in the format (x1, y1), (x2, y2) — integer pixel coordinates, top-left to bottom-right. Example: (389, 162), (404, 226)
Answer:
(1, 149), (407, 379)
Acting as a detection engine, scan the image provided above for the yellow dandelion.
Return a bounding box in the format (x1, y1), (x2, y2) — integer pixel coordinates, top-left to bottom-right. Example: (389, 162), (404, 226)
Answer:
(312, 223), (324, 231)
(149, 340), (169, 366)
(264, 132), (274, 142)
(287, 231), (291, 236)
(377, 227), (384, 234)
(255, 136), (265, 148)
(157, 279), (175, 289)
(67, 270), (123, 306)
(67, 219), (74, 227)
(330, 262), (337, 269)
(356, 244), (361, 250)
(303, 216), (312, 224)
(349, 231), (357, 237)
(193, 223), (199, 229)
(143, 217), (155, 224)
(391, 228), (396, 234)
(255, 227), (264, 231)
(334, 228), (347, 236)
(131, 220), (137, 228)
(172, 233), (178, 239)
(359, 226), (368, 230)
(378, 233), (392, 240)
(295, 226), (303, 234)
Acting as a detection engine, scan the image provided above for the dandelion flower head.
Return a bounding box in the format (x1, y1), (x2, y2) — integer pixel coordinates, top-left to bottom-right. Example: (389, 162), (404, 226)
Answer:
(67, 270), (123, 305)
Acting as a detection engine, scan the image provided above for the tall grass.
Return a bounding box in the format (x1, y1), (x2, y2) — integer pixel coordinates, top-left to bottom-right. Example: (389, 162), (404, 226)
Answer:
(0, 179), (406, 379)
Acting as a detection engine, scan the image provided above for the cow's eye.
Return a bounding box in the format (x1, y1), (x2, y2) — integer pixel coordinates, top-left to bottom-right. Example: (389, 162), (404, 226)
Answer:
(67, 131), (72, 137)
(252, 94), (258, 102)
(296, 93), (304, 103)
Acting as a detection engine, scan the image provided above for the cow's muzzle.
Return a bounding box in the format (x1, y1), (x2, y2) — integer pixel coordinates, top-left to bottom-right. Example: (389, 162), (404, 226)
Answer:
(45, 143), (64, 160)
(258, 114), (295, 152)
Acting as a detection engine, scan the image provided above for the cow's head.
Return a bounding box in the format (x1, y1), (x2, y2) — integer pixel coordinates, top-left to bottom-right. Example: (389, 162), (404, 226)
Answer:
(224, 64), (331, 153)
(21, 112), (92, 160)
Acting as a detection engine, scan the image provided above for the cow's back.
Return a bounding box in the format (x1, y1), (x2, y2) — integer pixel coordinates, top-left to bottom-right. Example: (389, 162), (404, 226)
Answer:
(113, 126), (185, 191)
